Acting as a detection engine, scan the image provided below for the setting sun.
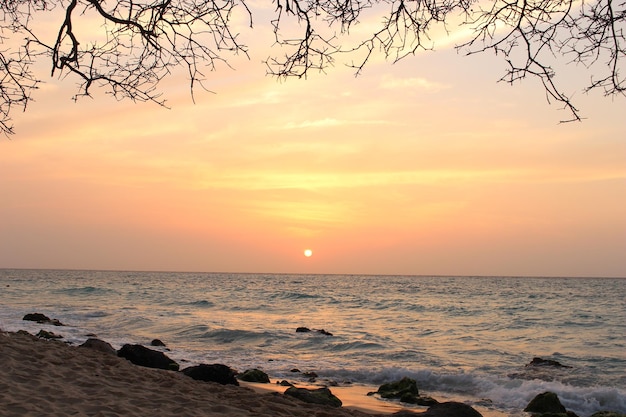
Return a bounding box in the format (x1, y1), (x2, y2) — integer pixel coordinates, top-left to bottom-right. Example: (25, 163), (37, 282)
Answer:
(304, 249), (313, 257)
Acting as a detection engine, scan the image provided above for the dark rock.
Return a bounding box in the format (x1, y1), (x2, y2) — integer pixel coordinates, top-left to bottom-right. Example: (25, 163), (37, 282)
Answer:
(36, 329), (63, 339)
(79, 338), (117, 356)
(278, 380), (294, 386)
(302, 371), (318, 378)
(527, 357), (572, 368)
(23, 313), (51, 322)
(181, 364), (239, 386)
(239, 368), (270, 383)
(422, 402), (483, 417)
(290, 368), (301, 373)
(376, 377), (419, 399)
(23, 313), (64, 326)
(529, 413), (576, 417)
(590, 412), (626, 417)
(150, 339), (166, 347)
(117, 344), (179, 371)
(373, 377), (439, 406)
(412, 396), (439, 406)
(296, 327), (333, 336)
(524, 392), (567, 414)
(284, 387), (342, 408)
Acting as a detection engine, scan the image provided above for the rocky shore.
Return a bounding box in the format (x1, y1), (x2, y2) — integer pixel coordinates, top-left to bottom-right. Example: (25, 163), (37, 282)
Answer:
(1, 314), (624, 417)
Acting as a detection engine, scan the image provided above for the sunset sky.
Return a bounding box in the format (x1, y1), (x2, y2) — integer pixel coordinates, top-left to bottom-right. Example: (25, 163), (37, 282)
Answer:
(1, 5), (625, 277)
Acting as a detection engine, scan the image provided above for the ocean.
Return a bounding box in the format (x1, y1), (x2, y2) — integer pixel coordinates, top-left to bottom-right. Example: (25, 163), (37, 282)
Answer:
(1, 270), (624, 416)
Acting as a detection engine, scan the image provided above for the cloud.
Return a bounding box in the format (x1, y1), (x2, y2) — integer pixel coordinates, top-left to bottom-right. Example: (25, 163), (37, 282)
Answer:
(281, 118), (390, 130)
(380, 75), (449, 91)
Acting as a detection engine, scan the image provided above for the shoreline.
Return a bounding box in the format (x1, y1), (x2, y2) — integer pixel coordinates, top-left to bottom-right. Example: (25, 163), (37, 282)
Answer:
(0, 329), (397, 417)
(241, 380), (411, 415)
(0, 328), (512, 417)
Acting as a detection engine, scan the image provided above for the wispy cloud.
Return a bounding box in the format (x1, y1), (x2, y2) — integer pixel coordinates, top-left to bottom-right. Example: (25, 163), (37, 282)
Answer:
(380, 75), (449, 91)
(281, 118), (390, 130)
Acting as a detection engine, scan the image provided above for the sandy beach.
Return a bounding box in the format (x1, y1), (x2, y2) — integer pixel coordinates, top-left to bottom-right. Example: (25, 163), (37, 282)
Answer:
(0, 330), (401, 417)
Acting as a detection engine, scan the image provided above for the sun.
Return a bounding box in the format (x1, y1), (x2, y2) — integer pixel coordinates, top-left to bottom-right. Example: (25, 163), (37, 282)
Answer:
(304, 249), (313, 257)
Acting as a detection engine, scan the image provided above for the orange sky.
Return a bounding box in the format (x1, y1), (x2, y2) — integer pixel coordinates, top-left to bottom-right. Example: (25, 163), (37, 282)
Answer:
(1, 7), (625, 277)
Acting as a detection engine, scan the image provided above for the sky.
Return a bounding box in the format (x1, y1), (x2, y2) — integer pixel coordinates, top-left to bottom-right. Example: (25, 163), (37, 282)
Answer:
(1, 4), (625, 277)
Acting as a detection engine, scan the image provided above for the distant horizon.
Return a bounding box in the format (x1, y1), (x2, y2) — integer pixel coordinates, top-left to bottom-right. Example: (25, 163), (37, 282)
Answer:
(2, 267), (624, 280)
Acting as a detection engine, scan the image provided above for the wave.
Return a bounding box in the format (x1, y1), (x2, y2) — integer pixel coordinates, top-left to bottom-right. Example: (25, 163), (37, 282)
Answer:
(53, 286), (117, 296)
(313, 366), (626, 417)
(327, 340), (387, 352)
(270, 291), (323, 301)
(174, 326), (280, 345)
(185, 300), (215, 308)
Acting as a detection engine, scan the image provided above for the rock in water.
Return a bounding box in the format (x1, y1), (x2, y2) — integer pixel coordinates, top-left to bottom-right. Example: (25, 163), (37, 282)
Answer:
(422, 401), (484, 417)
(181, 364), (239, 386)
(23, 313), (51, 322)
(284, 387), (342, 407)
(150, 339), (166, 347)
(527, 357), (572, 368)
(376, 376), (419, 399)
(239, 368), (270, 383)
(524, 392), (567, 414)
(117, 344), (179, 371)
(23, 313), (64, 326)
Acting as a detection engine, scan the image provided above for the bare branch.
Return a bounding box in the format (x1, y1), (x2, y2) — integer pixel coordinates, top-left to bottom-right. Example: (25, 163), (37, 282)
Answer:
(0, 0), (623, 134)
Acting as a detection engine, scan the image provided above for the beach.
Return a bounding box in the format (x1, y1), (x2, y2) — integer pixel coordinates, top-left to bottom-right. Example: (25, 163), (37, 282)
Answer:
(1, 329), (401, 417)
(1, 271), (624, 417)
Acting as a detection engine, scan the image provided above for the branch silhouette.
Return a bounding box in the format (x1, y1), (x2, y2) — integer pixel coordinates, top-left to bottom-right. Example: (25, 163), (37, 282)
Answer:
(0, 0), (624, 134)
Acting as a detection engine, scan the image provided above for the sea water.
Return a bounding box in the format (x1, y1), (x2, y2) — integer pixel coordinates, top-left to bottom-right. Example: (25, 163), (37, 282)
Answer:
(0, 270), (624, 416)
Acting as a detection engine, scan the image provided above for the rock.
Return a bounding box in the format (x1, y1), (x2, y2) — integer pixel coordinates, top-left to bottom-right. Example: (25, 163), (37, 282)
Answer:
(278, 380), (294, 386)
(36, 329), (63, 339)
(591, 412), (626, 417)
(117, 344), (179, 371)
(290, 368), (301, 373)
(302, 371), (318, 378)
(23, 313), (51, 322)
(23, 313), (64, 326)
(296, 327), (333, 336)
(181, 364), (239, 385)
(372, 377), (439, 405)
(527, 357), (572, 368)
(412, 396), (439, 406)
(524, 392), (567, 414)
(376, 377), (419, 399)
(284, 387), (342, 408)
(79, 338), (117, 356)
(422, 402), (483, 417)
(150, 339), (166, 347)
(239, 368), (270, 383)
